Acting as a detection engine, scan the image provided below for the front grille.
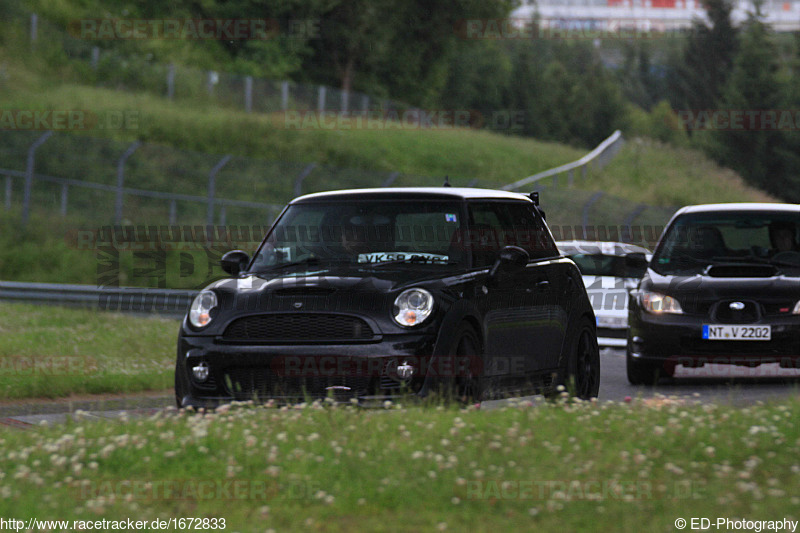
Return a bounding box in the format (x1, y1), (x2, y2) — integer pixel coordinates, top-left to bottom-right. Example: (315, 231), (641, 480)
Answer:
(223, 366), (373, 400)
(712, 300), (759, 324)
(222, 314), (375, 342)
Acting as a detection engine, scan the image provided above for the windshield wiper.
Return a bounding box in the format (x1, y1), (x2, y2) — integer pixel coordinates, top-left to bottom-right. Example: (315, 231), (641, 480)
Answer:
(252, 256), (323, 274)
(711, 255), (767, 264)
(711, 255), (800, 269)
(362, 256), (456, 268)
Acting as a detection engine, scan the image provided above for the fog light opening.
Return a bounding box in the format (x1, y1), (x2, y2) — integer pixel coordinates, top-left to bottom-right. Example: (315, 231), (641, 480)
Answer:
(192, 362), (210, 382)
(396, 360), (415, 380)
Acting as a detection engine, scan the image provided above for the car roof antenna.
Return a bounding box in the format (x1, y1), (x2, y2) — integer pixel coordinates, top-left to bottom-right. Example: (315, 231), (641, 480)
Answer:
(443, 175), (451, 187)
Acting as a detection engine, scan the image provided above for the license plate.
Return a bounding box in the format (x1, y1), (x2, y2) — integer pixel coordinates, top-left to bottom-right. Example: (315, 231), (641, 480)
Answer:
(702, 325), (771, 341)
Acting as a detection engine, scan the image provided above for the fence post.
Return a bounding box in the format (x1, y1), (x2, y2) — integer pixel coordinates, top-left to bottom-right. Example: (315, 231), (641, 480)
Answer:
(169, 200), (177, 225)
(317, 86), (326, 113)
(341, 90), (349, 114)
(622, 204), (646, 243)
(568, 169), (574, 188)
(581, 192), (604, 240)
(167, 64), (175, 100)
(91, 47), (100, 69)
(60, 183), (68, 216)
(207, 155), (232, 226)
(5, 176), (11, 209)
(30, 14), (38, 45)
(115, 141), (141, 224)
(244, 76), (253, 113)
(294, 163), (317, 197)
(361, 95), (369, 115)
(22, 130), (53, 226)
(281, 81), (289, 111)
(382, 171), (400, 187)
(207, 71), (216, 96)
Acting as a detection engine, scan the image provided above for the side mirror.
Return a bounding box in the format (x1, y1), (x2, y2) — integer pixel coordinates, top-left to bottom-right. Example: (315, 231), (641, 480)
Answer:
(221, 250), (250, 276)
(624, 252), (649, 277)
(489, 245), (530, 279)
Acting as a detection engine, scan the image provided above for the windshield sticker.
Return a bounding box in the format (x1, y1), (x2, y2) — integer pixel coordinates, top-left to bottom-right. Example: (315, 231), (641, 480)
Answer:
(358, 252), (449, 264)
(445, 214), (458, 223)
(274, 247), (292, 261)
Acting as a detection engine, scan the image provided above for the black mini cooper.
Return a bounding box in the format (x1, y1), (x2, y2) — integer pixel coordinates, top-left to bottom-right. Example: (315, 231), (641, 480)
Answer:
(176, 187), (599, 406)
(628, 203), (800, 384)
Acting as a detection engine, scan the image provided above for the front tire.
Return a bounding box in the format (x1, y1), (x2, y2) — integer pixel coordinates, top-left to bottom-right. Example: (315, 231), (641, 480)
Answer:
(626, 350), (674, 385)
(557, 316), (600, 399)
(175, 363), (188, 408)
(446, 322), (483, 403)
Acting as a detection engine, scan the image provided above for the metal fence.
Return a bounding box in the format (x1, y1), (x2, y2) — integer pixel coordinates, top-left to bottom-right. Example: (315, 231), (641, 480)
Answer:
(19, 12), (418, 117)
(0, 280), (195, 316)
(0, 128), (673, 242)
(0, 129), (448, 227)
(502, 130), (625, 192)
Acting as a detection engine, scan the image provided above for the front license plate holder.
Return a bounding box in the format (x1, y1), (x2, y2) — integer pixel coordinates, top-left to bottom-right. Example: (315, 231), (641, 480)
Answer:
(702, 325), (771, 341)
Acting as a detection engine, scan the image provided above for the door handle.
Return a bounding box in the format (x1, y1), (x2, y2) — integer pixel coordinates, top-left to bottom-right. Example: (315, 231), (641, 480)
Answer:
(536, 279), (550, 288)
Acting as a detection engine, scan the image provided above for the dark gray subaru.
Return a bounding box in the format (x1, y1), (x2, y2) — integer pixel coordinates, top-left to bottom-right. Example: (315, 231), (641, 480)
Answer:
(176, 187), (599, 407)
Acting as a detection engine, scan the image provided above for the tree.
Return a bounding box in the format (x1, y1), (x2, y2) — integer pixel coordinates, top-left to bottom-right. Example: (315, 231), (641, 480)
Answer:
(668, 0), (738, 113)
(303, 0), (515, 105)
(709, 2), (794, 198)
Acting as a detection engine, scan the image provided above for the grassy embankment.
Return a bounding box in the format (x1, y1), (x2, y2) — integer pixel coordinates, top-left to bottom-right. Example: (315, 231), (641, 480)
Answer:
(0, 303), (177, 399)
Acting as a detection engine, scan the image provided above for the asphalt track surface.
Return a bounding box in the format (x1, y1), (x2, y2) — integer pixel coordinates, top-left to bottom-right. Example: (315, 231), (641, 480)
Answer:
(2, 348), (799, 428)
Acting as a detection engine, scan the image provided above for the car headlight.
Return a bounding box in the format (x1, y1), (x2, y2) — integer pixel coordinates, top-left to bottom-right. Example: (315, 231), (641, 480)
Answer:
(189, 290), (218, 328)
(393, 288), (434, 327)
(793, 301), (800, 315)
(640, 291), (683, 314)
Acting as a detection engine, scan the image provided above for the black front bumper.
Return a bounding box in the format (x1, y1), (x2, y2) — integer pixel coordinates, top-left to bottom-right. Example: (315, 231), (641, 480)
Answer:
(628, 310), (800, 367)
(176, 333), (442, 407)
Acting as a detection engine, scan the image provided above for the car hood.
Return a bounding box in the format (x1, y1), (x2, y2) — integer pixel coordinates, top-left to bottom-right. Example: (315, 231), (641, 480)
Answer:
(642, 269), (800, 301)
(207, 266), (454, 296)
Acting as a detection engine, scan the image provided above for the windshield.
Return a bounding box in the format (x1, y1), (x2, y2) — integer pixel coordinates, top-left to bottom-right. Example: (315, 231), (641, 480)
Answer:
(567, 254), (647, 279)
(248, 200), (466, 272)
(652, 211), (800, 275)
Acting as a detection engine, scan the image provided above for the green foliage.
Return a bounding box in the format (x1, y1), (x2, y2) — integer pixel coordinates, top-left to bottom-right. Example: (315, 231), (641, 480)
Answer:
(667, 0), (738, 112)
(448, 39), (630, 148)
(0, 302), (176, 398)
(625, 100), (689, 147)
(708, 6), (799, 199)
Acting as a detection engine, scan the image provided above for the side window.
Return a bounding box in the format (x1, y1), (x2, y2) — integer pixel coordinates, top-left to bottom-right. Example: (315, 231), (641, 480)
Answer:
(467, 201), (559, 268)
(504, 203), (558, 260)
(489, 202), (559, 260)
(467, 203), (504, 268)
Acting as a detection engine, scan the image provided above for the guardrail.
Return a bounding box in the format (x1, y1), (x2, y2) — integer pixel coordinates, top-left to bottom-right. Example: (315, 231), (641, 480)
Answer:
(0, 281), (197, 317)
(501, 130), (624, 192)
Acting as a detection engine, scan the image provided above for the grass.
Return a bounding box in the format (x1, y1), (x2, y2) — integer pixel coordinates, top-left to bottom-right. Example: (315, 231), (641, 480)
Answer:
(590, 138), (778, 207)
(0, 63), (586, 189)
(0, 302), (178, 399)
(1, 398), (798, 531)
